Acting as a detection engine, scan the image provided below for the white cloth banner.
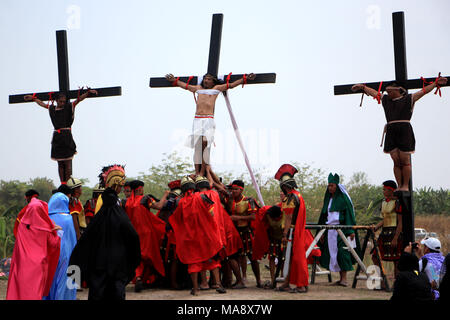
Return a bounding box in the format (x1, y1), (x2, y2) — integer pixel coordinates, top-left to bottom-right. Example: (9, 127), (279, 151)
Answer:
(223, 93), (265, 206)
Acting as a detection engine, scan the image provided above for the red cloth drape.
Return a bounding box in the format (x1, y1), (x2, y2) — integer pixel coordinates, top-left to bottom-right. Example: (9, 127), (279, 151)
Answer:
(6, 198), (61, 300)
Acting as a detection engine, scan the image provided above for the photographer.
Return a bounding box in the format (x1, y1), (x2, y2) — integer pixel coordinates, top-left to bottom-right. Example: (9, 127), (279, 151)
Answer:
(391, 242), (434, 301)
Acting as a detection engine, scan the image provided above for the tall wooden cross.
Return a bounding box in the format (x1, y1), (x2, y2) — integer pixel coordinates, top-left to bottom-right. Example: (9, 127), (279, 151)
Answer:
(149, 14), (276, 89)
(334, 12), (449, 245)
(149, 13), (276, 206)
(9, 30), (121, 104)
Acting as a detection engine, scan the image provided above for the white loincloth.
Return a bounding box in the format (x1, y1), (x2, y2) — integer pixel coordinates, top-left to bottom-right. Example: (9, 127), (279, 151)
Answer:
(185, 115), (216, 149)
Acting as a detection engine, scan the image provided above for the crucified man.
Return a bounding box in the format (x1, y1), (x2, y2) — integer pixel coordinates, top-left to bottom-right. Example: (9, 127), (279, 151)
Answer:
(24, 89), (98, 184)
(165, 72), (255, 189)
(352, 76), (447, 191)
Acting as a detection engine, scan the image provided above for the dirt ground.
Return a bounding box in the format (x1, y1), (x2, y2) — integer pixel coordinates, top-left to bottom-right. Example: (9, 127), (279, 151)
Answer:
(0, 259), (393, 300)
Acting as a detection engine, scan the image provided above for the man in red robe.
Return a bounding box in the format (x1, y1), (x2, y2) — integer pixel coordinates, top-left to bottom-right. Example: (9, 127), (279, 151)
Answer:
(125, 180), (169, 292)
(276, 191), (321, 265)
(274, 164), (309, 293)
(156, 179), (186, 289)
(169, 176), (227, 296)
(7, 197), (61, 300)
(195, 176), (245, 289)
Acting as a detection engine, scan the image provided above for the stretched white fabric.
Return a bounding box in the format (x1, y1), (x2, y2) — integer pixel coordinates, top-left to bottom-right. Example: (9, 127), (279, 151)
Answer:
(223, 93), (265, 206)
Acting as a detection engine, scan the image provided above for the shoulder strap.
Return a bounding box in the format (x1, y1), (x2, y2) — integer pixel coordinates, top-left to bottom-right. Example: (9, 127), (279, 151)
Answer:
(200, 194), (214, 205)
(421, 257), (428, 273)
(288, 192), (300, 207)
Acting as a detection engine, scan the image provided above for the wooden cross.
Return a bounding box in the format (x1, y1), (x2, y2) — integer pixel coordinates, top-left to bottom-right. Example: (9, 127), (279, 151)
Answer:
(149, 13), (276, 88)
(9, 30), (121, 104)
(149, 14), (275, 206)
(334, 12), (449, 245)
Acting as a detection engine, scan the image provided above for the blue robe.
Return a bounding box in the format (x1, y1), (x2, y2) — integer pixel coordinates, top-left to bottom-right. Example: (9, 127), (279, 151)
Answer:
(43, 193), (77, 300)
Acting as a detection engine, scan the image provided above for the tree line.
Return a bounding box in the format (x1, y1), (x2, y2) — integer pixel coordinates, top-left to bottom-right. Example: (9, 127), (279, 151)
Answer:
(1, 152), (448, 259)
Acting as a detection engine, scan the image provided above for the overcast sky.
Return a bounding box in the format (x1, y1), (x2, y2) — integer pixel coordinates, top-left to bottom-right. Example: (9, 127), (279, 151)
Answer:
(1, 0), (449, 190)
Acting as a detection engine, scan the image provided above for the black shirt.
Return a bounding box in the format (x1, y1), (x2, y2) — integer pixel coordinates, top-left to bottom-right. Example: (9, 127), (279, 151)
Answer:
(382, 93), (414, 122)
(49, 102), (74, 130)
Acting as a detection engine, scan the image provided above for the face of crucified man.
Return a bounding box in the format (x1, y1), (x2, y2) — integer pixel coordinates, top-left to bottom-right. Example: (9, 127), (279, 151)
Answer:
(202, 75), (215, 89)
(56, 94), (67, 106)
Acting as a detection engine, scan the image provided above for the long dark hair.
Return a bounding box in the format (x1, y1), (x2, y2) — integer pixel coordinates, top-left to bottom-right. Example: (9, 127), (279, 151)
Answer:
(200, 73), (221, 88)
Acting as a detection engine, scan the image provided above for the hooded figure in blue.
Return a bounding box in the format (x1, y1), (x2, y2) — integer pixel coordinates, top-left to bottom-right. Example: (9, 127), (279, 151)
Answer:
(43, 192), (77, 300)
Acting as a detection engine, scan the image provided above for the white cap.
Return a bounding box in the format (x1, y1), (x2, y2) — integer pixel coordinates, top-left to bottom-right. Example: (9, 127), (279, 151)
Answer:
(421, 237), (441, 252)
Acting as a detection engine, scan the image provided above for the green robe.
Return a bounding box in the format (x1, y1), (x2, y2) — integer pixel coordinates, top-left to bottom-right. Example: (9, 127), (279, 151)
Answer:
(317, 187), (361, 272)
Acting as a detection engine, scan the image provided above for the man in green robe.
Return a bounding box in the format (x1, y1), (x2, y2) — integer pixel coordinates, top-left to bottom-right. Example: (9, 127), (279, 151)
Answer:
(317, 173), (360, 286)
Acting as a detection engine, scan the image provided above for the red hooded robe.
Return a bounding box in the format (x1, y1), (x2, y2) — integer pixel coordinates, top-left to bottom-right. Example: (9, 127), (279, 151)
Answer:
(6, 198), (61, 300)
(283, 190), (309, 287)
(204, 190), (243, 258)
(125, 192), (166, 279)
(169, 191), (223, 269)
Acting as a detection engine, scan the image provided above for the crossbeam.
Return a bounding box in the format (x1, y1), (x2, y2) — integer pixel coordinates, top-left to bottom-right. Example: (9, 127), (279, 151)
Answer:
(334, 76), (450, 96)
(9, 87), (122, 104)
(332, 12), (449, 246)
(9, 30), (121, 104)
(149, 73), (276, 88)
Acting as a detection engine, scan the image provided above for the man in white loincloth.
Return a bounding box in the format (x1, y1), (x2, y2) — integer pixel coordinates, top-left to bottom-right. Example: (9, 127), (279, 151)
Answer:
(165, 72), (255, 188)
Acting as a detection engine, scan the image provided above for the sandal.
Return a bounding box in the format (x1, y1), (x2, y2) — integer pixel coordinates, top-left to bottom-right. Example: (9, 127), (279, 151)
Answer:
(216, 287), (227, 294)
(232, 283), (246, 289)
(275, 286), (291, 292)
(332, 281), (347, 287)
(262, 280), (273, 289)
(290, 286), (308, 293)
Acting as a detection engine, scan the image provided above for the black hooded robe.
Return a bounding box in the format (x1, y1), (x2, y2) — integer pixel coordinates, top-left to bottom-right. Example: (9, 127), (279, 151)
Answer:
(69, 188), (141, 300)
(391, 252), (433, 301)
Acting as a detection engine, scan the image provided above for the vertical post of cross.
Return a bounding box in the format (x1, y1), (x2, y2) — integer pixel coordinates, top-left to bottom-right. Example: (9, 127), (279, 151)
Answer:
(207, 14), (223, 78)
(392, 12), (414, 246)
(56, 30), (70, 95)
(393, 12), (408, 89)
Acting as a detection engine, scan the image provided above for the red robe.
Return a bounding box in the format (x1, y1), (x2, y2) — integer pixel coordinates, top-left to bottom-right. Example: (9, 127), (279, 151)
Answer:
(13, 205), (28, 238)
(156, 200), (179, 262)
(283, 190), (309, 287)
(169, 191), (223, 266)
(6, 198), (61, 300)
(204, 190), (243, 257)
(125, 193), (166, 279)
(251, 206), (271, 261)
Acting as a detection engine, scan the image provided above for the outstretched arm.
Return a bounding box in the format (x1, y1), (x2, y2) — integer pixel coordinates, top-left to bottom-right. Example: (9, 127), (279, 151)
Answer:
(150, 190), (170, 211)
(351, 84), (381, 99)
(412, 76), (447, 103)
(24, 95), (48, 109)
(215, 73), (256, 91)
(73, 89), (98, 108)
(230, 212), (256, 222)
(165, 73), (200, 93)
